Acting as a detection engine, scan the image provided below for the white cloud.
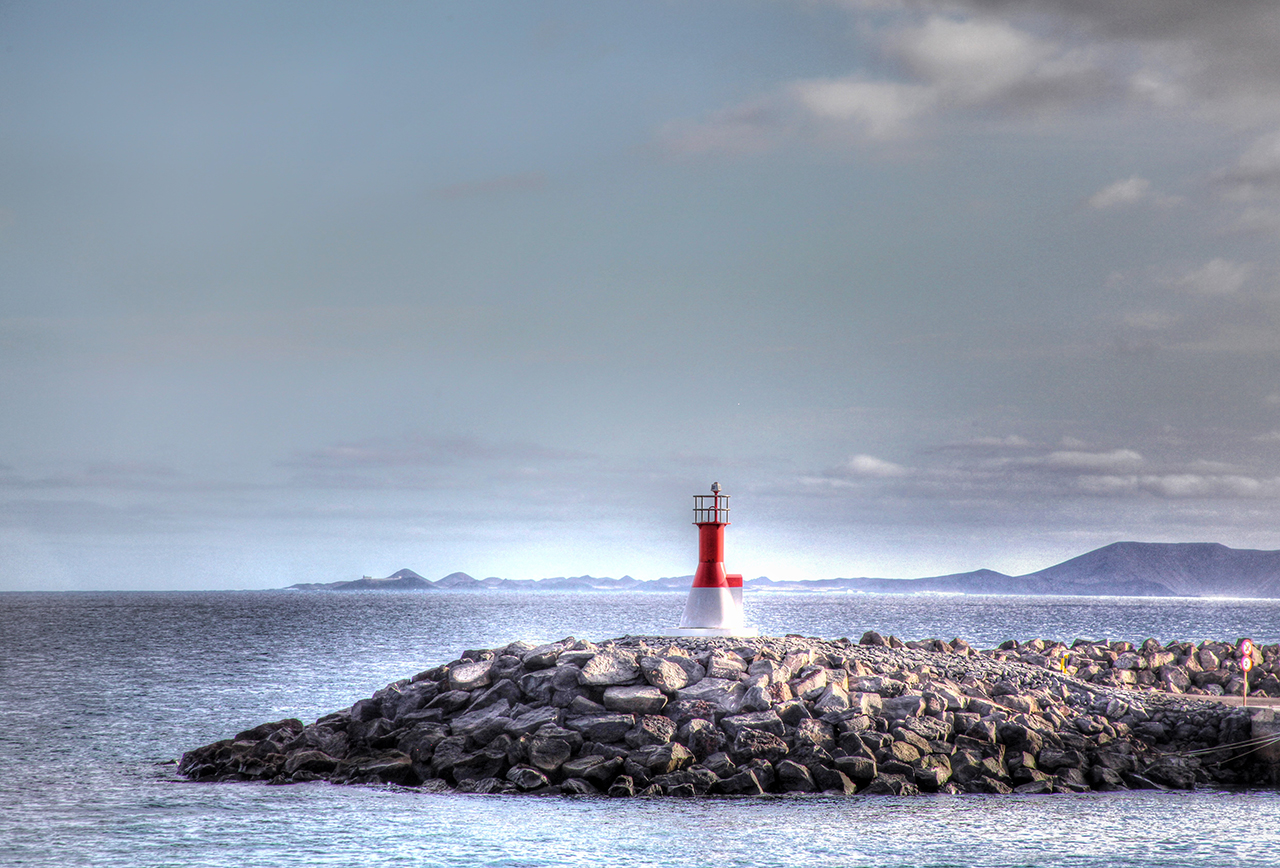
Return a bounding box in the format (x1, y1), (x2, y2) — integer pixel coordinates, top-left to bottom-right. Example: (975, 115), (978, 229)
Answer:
(1045, 449), (1144, 472)
(1175, 259), (1254, 296)
(1078, 473), (1272, 498)
(791, 78), (935, 139)
(1229, 207), (1280, 235)
(1213, 129), (1280, 200)
(971, 435), (1032, 448)
(1087, 176), (1181, 209)
(842, 454), (910, 477)
(893, 15), (1103, 107)
(665, 2), (1280, 156)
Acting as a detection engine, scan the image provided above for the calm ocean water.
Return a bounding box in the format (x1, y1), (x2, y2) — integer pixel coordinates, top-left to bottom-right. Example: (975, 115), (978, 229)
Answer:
(3, 590), (1279, 868)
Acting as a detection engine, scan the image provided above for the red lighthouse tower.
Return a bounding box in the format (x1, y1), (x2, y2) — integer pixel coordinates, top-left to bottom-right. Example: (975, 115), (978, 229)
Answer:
(674, 482), (756, 636)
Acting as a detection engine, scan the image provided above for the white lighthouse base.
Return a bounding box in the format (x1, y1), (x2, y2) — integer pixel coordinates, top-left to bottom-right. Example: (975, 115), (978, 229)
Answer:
(666, 626), (759, 637)
(670, 585), (756, 637)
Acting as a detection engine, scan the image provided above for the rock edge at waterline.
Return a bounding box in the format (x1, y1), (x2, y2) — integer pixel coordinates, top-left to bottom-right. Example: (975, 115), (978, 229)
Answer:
(178, 634), (1280, 796)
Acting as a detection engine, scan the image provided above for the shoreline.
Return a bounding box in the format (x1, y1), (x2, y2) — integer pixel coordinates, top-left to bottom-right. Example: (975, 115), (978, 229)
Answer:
(179, 633), (1280, 797)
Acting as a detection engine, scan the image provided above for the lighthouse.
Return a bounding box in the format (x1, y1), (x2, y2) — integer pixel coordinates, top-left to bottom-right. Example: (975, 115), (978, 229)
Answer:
(671, 482), (757, 637)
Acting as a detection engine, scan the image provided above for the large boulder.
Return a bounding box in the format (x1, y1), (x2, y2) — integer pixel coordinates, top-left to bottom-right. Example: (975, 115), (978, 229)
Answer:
(678, 718), (726, 757)
(527, 735), (573, 773)
(720, 710), (785, 740)
(882, 694), (927, 720)
(626, 714), (677, 748)
(579, 651), (641, 686)
(675, 678), (745, 715)
(603, 685), (668, 714)
(449, 700), (512, 743)
(448, 660), (494, 692)
(640, 657), (693, 693)
(730, 729), (788, 763)
(564, 713), (637, 743)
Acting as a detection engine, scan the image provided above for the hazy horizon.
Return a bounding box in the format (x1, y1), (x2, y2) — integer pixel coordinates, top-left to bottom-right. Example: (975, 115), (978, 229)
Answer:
(5, 2), (1280, 591)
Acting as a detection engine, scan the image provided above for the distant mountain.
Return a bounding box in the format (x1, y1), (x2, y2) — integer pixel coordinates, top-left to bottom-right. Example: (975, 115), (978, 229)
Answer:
(286, 569), (685, 593)
(821, 543), (1280, 598)
(284, 543), (1280, 597)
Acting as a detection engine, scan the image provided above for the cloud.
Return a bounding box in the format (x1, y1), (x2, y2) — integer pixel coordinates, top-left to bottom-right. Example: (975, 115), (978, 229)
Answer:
(1087, 176), (1180, 209)
(842, 454), (910, 477)
(667, 2), (1280, 156)
(791, 78), (936, 139)
(1173, 258), (1254, 296)
(891, 15), (1107, 108)
(1043, 448), (1144, 472)
(1077, 473), (1274, 498)
(1212, 129), (1280, 201)
(667, 13), (1114, 152)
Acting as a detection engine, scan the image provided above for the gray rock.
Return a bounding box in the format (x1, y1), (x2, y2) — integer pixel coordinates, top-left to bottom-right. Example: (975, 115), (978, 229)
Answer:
(675, 677), (745, 715)
(505, 706), (562, 738)
(730, 728), (788, 763)
(707, 652), (748, 680)
(527, 736), (573, 773)
(284, 750), (337, 776)
(352, 754), (417, 785)
(469, 679), (522, 712)
(426, 690), (472, 714)
(566, 695), (606, 716)
(564, 713), (636, 743)
(739, 686), (773, 713)
(677, 718), (725, 757)
(626, 714), (677, 748)
(522, 644), (561, 670)
(517, 670), (558, 704)
(716, 768), (765, 795)
(813, 685), (850, 713)
(861, 773), (920, 795)
(448, 660), (494, 692)
(777, 759), (817, 792)
(560, 777), (597, 795)
(640, 657), (691, 693)
(814, 766), (858, 794)
(794, 718), (835, 752)
(603, 685), (668, 714)
(721, 710), (785, 740)
(833, 755), (876, 784)
(580, 651), (641, 686)
(450, 700), (512, 742)
(447, 747), (509, 784)
(607, 775), (636, 797)
(882, 694), (927, 720)
(646, 742), (695, 774)
(507, 764), (551, 790)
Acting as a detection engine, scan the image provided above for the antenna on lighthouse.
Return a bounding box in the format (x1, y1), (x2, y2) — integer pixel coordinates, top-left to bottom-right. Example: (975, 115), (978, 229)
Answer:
(669, 483), (757, 637)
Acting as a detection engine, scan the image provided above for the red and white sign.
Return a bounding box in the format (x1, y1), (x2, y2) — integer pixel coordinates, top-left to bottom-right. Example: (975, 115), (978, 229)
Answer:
(1242, 639), (1254, 657)
(1243, 655), (1254, 672)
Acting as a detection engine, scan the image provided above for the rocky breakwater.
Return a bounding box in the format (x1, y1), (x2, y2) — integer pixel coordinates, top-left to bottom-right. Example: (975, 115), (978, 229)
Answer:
(178, 634), (1279, 797)
(983, 636), (1280, 698)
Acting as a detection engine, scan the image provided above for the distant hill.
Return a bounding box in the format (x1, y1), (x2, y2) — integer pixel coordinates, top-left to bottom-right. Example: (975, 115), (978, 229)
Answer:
(823, 542), (1280, 598)
(285, 542), (1280, 598)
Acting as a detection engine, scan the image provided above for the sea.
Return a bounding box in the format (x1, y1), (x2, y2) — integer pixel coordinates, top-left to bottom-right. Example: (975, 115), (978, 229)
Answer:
(3, 589), (1280, 868)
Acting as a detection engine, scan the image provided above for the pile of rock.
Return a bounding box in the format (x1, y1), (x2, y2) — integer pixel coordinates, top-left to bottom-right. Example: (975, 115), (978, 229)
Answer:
(967, 635), (1278, 698)
(178, 633), (1274, 797)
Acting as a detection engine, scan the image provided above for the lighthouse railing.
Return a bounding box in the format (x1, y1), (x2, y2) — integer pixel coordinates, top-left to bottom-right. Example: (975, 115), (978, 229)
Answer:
(692, 494), (730, 524)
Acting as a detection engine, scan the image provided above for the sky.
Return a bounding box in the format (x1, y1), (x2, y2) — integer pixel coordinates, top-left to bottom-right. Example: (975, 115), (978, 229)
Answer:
(4, 0), (1280, 591)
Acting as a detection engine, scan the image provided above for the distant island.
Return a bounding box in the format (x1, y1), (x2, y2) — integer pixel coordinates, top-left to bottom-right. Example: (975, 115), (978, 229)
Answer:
(286, 542), (1280, 599)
